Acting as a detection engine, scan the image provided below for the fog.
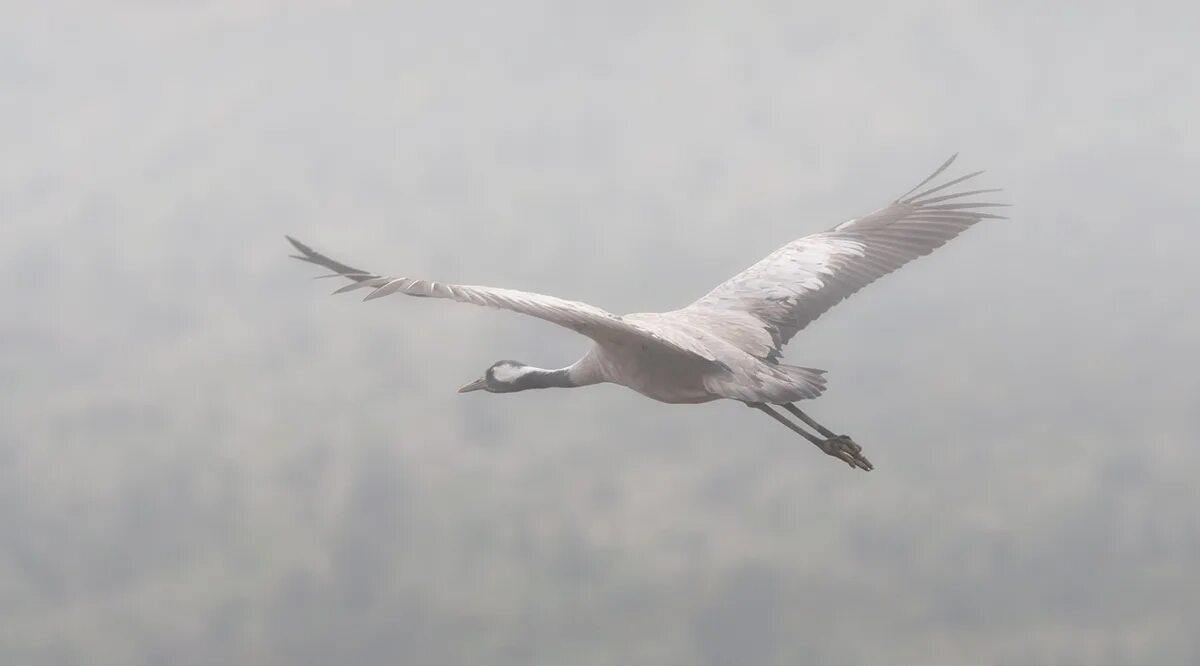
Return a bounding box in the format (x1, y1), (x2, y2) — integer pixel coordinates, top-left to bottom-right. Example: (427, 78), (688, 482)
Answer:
(3, 2), (1198, 664)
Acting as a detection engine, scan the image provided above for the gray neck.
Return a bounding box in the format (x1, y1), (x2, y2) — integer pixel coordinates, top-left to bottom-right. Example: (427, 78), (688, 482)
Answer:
(515, 367), (579, 390)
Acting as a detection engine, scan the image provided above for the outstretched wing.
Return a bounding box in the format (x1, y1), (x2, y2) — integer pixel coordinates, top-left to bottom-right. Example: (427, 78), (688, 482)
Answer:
(686, 154), (1006, 357)
(287, 236), (721, 365)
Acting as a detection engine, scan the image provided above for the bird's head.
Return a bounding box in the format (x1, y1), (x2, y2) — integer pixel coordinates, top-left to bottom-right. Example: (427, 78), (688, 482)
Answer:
(457, 360), (537, 394)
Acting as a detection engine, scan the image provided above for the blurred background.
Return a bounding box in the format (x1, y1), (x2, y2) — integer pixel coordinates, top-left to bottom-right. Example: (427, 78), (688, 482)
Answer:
(3, 1), (1198, 664)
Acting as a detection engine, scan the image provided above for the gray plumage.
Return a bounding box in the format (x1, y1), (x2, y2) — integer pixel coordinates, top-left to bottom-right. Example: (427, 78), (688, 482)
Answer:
(289, 154), (1005, 471)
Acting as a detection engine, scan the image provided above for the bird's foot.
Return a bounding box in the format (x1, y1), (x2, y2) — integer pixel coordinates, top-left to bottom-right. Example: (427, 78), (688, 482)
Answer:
(820, 435), (873, 471)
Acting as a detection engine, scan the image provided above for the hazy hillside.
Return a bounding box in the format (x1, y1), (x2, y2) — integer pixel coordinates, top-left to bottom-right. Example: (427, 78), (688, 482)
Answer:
(3, 2), (1198, 664)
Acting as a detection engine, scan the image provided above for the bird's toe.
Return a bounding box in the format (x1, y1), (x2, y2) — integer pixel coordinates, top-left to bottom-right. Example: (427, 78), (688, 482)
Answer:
(821, 436), (872, 471)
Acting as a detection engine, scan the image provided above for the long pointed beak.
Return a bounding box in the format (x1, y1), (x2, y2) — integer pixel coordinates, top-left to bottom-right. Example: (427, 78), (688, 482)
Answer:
(457, 377), (487, 393)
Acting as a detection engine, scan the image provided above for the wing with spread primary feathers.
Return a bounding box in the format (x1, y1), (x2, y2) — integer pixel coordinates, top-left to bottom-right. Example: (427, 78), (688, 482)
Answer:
(686, 154), (1006, 358)
(286, 236), (722, 365)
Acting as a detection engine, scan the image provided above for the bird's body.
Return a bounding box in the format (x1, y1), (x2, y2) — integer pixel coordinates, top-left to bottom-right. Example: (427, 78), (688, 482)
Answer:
(557, 309), (803, 404)
(289, 155), (1005, 471)
(560, 336), (716, 404)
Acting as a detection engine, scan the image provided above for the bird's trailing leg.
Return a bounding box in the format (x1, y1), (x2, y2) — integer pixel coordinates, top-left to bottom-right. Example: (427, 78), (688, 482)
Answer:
(781, 403), (872, 471)
(749, 403), (873, 471)
(781, 403), (835, 437)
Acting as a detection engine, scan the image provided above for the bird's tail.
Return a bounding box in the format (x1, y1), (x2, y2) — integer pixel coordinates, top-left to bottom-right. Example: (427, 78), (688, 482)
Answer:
(773, 364), (828, 401)
(705, 363), (827, 403)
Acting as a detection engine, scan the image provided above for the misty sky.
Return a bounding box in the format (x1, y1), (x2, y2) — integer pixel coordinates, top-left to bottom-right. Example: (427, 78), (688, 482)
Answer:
(3, 2), (1198, 665)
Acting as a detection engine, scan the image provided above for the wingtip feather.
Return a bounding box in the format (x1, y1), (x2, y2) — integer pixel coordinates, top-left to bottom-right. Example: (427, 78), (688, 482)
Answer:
(285, 235), (310, 254)
(896, 153), (961, 202)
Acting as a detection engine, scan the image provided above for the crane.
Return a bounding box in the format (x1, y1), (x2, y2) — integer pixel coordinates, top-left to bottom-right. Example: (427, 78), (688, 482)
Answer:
(288, 154), (1005, 471)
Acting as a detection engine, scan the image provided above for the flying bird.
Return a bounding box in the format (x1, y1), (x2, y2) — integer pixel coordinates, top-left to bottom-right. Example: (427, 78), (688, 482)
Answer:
(288, 155), (1005, 471)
